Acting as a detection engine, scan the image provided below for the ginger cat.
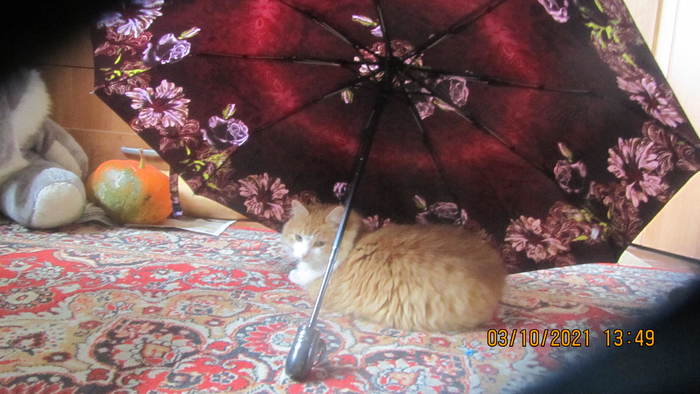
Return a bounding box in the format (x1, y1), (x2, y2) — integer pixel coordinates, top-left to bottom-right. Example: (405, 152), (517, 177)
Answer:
(281, 201), (506, 332)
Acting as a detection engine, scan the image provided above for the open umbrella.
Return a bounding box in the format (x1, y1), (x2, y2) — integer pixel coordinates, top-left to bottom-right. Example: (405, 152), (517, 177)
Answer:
(91, 0), (700, 380)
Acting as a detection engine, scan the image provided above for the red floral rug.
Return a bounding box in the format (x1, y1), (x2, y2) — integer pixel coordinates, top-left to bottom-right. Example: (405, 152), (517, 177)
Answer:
(0, 223), (694, 393)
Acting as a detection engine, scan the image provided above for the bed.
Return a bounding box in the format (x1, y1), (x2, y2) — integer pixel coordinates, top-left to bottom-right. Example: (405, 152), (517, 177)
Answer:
(0, 222), (695, 393)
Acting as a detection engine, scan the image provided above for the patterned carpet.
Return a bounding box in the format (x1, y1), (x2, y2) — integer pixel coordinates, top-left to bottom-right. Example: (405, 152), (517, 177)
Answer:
(0, 223), (695, 393)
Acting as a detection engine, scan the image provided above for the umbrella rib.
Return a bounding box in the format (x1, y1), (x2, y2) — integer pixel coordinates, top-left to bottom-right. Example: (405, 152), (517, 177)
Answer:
(254, 75), (372, 133)
(403, 70), (512, 149)
(397, 88), (465, 207)
(404, 65), (596, 96)
(198, 52), (374, 70)
(277, 0), (373, 53)
(92, 53), (372, 93)
(402, 70), (553, 178)
(402, 0), (511, 61)
(374, 0), (392, 51)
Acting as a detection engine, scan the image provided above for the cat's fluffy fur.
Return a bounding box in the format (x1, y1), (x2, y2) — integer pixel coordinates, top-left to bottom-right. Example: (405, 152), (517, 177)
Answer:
(281, 201), (506, 332)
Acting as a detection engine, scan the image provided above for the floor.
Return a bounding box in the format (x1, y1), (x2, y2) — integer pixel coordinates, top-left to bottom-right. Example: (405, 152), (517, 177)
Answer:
(187, 187), (700, 276)
(618, 245), (700, 274)
(5, 212), (697, 275)
(228, 219), (700, 275)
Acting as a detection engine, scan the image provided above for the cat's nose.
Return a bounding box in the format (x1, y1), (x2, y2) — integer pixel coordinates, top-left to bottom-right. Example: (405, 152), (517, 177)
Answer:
(292, 243), (310, 259)
(292, 248), (307, 259)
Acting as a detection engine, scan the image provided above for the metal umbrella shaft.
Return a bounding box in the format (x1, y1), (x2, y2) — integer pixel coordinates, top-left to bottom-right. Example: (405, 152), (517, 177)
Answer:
(285, 87), (389, 381)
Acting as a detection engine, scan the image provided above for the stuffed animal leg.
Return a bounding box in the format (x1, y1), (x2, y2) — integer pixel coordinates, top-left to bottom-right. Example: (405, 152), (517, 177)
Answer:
(0, 157), (85, 228)
(0, 69), (88, 229)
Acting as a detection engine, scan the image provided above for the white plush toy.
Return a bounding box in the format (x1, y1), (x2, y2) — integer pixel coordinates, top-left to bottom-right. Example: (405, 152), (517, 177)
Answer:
(0, 69), (88, 228)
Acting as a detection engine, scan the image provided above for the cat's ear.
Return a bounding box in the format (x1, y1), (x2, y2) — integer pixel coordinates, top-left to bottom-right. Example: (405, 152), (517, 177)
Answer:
(325, 206), (345, 224)
(290, 200), (309, 218)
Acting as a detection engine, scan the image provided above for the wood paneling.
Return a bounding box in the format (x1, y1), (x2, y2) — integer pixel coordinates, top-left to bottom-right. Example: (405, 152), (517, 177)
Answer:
(38, 30), (245, 220)
(40, 66), (132, 135)
(38, 28), (154, 173)
(66, 127), (167, 171)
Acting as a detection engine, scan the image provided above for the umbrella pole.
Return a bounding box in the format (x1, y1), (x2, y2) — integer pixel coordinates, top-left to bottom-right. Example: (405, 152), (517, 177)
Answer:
(286, 91), (388, 381)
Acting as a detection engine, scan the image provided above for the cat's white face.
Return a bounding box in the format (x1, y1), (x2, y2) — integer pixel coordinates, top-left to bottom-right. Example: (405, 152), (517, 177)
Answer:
(288, 233), (327, 262)
(281, 201), (342, 269)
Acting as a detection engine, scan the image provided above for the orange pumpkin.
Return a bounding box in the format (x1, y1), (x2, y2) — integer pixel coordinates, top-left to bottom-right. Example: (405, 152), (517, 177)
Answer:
(87, 156), (172, 224)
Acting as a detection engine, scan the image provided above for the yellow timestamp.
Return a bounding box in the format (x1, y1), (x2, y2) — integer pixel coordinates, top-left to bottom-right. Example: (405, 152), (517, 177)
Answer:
(486, 329), (591, 347)
(603, 329), (655, 347)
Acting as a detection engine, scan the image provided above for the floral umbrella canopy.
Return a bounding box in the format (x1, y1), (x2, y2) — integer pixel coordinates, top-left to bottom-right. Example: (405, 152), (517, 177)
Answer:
(92, 0), (699, 274)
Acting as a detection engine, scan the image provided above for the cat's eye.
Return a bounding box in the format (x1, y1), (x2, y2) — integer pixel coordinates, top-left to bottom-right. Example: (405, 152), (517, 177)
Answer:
(313, 241), (326, 247)
(294, 234), (302, 242)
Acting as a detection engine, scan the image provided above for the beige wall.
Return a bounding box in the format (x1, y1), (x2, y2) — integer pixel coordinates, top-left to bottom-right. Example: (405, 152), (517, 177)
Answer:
(625, 0), (700, 259)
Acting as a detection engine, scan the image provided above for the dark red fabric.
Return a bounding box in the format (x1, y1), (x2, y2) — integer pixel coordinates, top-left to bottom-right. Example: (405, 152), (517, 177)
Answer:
(92, 0), (700, 272)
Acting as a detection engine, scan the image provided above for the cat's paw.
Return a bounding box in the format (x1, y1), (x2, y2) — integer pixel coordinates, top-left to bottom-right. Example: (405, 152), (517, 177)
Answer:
(288, 266), (322, 287)
(289, 268), (303, 286)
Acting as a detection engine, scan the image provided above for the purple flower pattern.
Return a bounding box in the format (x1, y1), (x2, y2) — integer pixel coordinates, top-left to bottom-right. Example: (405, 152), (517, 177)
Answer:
(101, 61), (152, 96)
(414, 100), (435, 120)
(415, 199), (468, 227)
(617, 74), (684, 128)
(413, 195), (485, 232)
(363, 215), (392, 232)
(157, 119), (202, 154)
(513, 0), (697, 268)
(642, 121), (700, 172)
(505, 216), (568, 263)
(97, 0), (164, 38)
(578, 1), (685, 129)
(511, 91), (696, 271)
(203, 116), (250, 149)
(125, 79), (191, 129)
(607, 137), (669, 207)
(439, 76), (469, 107)
(333, 182), (348, 201)
(553, 160), (587, 194)
(537, 0), (570, 23)
(95, 28), (153, 58)
(143, 33), (193, 65)
(598, 0), (644, 45)
(238, 173), (289, 222)
(546, 202), (604, 246)
(588, 182), (644, 247)
(503, 200), (606, 270)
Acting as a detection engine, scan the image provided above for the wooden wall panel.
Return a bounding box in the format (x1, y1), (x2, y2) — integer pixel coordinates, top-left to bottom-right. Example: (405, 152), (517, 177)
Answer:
(40, 66), (131, 134)
(38, 29), (244, 219)
(39, 29), (159, 172)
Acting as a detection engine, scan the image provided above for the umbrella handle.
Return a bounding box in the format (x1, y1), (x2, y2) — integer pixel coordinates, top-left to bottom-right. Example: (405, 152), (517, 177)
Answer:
(285, 324), (326, 381)
(284, 79), (391, 382)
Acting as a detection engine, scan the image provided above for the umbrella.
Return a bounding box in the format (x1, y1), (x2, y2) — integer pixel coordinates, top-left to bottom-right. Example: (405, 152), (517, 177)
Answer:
(91, 0), (700, 379)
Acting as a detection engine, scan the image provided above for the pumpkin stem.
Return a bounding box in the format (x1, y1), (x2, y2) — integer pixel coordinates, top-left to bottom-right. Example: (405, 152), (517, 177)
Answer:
(138, 149), (145, 169)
